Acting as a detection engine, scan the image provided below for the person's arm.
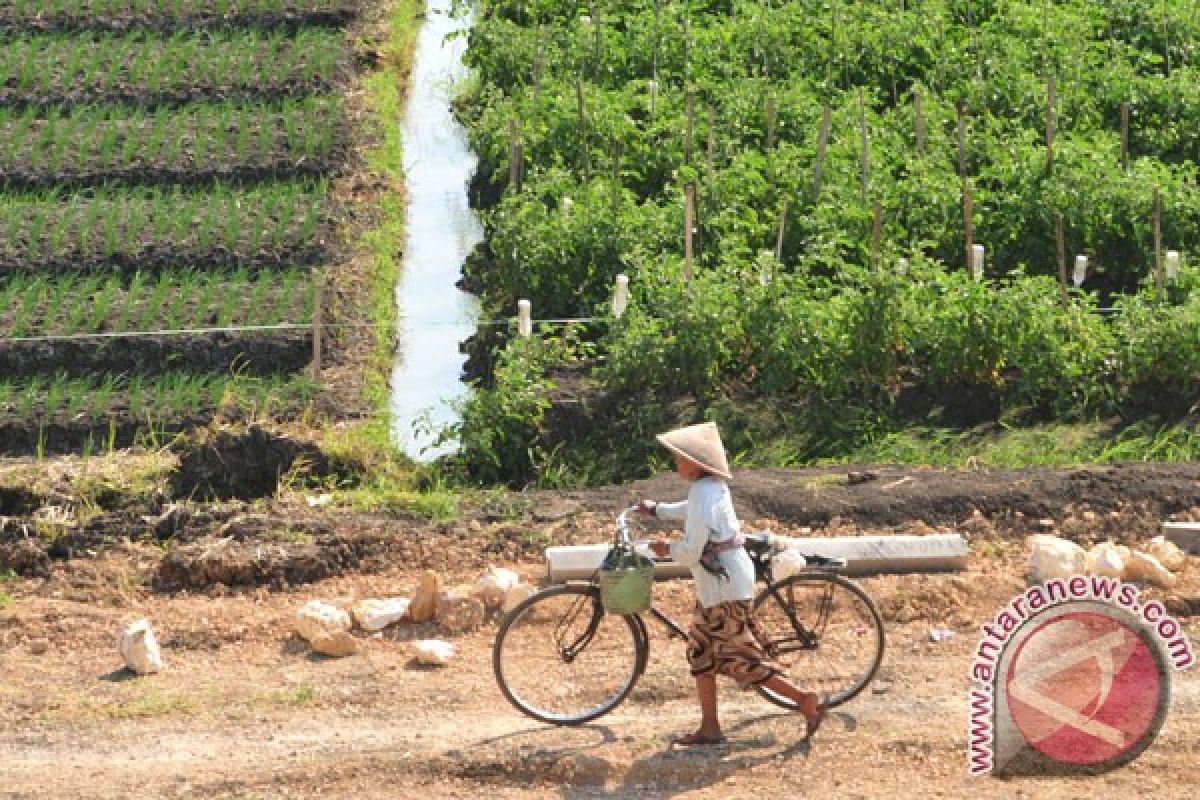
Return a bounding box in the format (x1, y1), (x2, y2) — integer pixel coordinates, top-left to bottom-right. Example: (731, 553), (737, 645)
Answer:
(653, 500), (687, 521)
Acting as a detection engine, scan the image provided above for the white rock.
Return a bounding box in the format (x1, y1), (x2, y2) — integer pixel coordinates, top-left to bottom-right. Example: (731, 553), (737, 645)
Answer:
(773, 548), (808, 580)
(352, 597), (411, 632)
(1124, 550), (1178, 589)
(1027, 534), (1087, 582)
(471, 566), (521, 609)
(310, 631), (358, 658)
(119, 619), (163, 675)
(1149, 536), (1188, 572)
(413, 639), (455, 666)
(501, 584), (536, 614)
(295, 600), (351, 643)
(1087, 542), (1125, 578)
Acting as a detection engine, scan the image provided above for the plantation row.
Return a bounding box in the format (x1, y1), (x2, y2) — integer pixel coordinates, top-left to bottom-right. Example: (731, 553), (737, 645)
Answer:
(0, 28), (346, 108)
(450, 0), (1200, 482)
(0, 370), (318, 455)
(0, 0), (360, 34)
(0, 183), (329, 272)
(462, 0), (1200, 316)
(0, 268), (312, 337)
(0, 97), (343, 189)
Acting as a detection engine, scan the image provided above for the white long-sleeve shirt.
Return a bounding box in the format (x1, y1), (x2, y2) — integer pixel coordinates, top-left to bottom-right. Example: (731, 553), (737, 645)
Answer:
(655, 476), (756, 608)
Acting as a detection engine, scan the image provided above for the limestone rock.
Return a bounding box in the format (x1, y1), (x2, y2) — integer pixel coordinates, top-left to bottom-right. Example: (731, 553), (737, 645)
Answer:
(1148, 536), (1188, 572)
(413, 639), (455, 666)
(310, 631), (358, 658)
(471, 566), (521, 609)
(1027, 534), (1087, 582)
(352, 597), (411, 632)
(1124, 551), (1177, 589)
(119, 619), (163, 675)
(409, 570), (441, 623)
(295, 600), (351, 643)
(436, 586), (486, 633)
(1087, 542), (1126, 578)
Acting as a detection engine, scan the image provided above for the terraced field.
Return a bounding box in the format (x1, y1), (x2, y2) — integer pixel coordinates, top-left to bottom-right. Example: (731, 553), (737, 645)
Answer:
(0, 0), (362, 453)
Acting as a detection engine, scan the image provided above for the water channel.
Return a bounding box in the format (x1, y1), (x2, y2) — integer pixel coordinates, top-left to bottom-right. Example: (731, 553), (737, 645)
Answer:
(389, 0), (481, 460)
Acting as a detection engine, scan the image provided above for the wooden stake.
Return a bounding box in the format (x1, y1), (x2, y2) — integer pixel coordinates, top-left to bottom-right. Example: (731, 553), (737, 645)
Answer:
(685, 91), (694, 165)
(706, 104), (716, 180)
(859, 88), (870, 197)
(311, 270), (323, 381)
(684, 184), (696, 281)
(774, 197), (788, 262)
(1154, 187), (1163, 298)
(1056, 213), (1069, 310)
(766, 94), (777, 150)
(871, 200), (882, 272)
(814, 105), (831, 197)
(963, 182), (974, 274)
(508, 118), (522, 192)
(1120, 102), (1130, 171)
(576, 80), (589, 177)
(914, 88), (925, 157)
(1046, 75), (1056, 171)
(956, 100), (966, 180)
(611, 139), (622, 210)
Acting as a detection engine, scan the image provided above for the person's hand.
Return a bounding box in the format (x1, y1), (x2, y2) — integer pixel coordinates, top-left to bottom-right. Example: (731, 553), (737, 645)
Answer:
(633, 499), (658, 516)
(648, 540), (670, 558)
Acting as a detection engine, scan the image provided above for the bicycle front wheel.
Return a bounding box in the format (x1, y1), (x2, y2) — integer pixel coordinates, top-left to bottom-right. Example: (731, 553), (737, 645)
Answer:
(493, 583), (646, 725)
(753, 572), (885, 710)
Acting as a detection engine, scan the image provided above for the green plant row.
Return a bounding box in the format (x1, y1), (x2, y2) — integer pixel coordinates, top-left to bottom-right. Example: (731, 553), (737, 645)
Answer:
(0, 28), (346, 106)
(0, 267), (313, 338)
(0, 96), (343, 187)
(0, 181), (329, 271)
(460, 0), (1200, 317)
(0, 369), (319, 423)
(0, 0), (360, 30)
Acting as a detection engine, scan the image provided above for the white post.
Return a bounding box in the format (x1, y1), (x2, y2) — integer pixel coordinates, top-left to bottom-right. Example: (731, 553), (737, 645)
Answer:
(517, 299), (532, 338)
(559, 196), (573, 217)
(1072, 254), (1087, 287)
(970, 244), (985, 281)
(648, 78), (659, 117)
(1166, 250), (1181, 283)
(612, 274), (630, 318)
(897, 257), (909, 276)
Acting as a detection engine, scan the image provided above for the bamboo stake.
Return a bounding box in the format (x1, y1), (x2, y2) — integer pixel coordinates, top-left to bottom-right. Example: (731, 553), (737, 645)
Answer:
(1046, 75), (1056, 171)
(1154, 187), (1163, 298)
(774, 197), (788, 262)
(914, 88), (925, 157)
(871, 200), (882, 272)
(311, 270), (323, 381)
(685, 91), (694, 165)
(1056, 213), (1069, 310)
(963, 182), (974, 274)
(1120, 102), (1130, 171)
(508, 118), (522, 192)
(684, 184), (696, 281)
(956, 100), (966, 180)
(859, 88), (870, 197)
(814, 105), (831, 197)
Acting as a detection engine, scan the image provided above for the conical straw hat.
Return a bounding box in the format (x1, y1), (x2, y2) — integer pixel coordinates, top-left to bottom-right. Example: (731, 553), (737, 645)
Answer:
(656, 422), (732, 480)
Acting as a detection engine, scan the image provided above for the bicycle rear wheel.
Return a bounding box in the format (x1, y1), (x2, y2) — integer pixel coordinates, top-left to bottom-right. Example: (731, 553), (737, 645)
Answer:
(753, 572), (884, 709)
(493, 583), (646, 725)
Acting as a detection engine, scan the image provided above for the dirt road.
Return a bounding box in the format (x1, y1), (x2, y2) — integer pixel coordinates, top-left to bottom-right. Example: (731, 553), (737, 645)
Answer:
(3, 463), (1200, 798)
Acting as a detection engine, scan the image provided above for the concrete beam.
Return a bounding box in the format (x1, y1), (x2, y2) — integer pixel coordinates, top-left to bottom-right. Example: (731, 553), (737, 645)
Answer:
(1164, 521), (1200, 555)
(545, 533), (969, 582)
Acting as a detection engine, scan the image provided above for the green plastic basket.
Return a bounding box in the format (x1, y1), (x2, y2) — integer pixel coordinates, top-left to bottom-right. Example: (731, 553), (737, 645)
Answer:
(598, 547), (655, 615)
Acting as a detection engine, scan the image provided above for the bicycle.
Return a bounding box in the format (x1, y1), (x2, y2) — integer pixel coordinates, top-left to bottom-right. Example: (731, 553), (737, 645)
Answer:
(493, 506), (886, 726)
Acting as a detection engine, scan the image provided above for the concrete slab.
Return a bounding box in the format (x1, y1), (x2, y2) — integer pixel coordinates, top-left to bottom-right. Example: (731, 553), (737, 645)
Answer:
(545, 533), (969, 581)
(1164, 521), (1200, 554)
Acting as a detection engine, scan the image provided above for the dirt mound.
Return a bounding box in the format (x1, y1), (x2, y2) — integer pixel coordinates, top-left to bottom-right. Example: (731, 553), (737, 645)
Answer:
(170, 425), (331, 501)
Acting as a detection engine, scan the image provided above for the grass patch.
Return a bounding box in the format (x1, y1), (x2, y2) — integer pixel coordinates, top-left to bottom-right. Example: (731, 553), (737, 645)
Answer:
(83, 689), (200, 719)
(261, 683), (320, 708)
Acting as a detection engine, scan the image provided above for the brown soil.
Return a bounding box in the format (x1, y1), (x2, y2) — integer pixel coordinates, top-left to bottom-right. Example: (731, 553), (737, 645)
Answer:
(2, 461), (1199, 798)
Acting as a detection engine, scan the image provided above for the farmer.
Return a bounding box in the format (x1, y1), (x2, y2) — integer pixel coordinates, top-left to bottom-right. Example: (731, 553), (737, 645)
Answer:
(636, 421), (825, 746)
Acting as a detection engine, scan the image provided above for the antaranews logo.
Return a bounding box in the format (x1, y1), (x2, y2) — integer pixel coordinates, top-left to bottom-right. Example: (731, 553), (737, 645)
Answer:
(967, 575), (1193, 776)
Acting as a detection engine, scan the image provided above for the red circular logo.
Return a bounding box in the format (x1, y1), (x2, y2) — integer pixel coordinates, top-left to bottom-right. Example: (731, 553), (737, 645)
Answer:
(1005, 611), (1164, 766)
